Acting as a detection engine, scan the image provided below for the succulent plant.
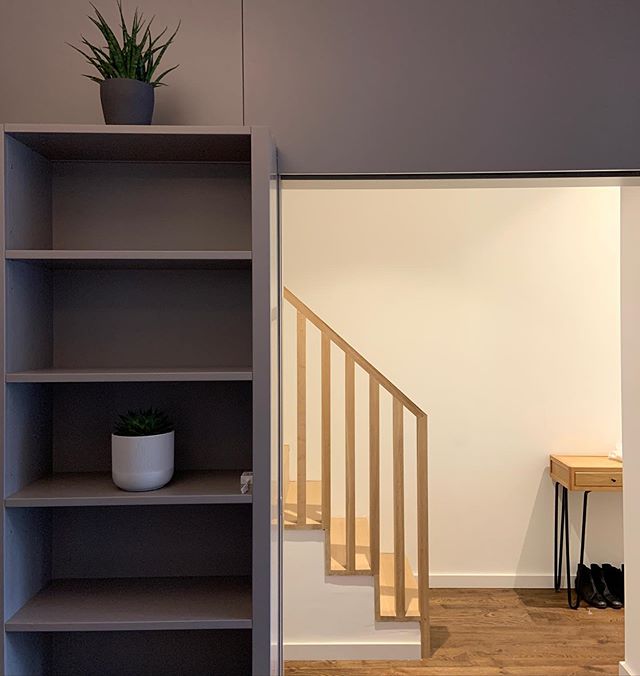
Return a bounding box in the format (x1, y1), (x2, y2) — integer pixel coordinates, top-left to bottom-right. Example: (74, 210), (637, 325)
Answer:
(69, 1), (180, 87)
(114, 408), (174, 437)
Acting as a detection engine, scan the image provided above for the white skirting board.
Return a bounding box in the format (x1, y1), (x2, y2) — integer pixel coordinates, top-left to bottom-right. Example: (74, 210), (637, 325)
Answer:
(285, 642), (421, 660)
(430, 573), (574, 588)
(620, 661), (637, 676)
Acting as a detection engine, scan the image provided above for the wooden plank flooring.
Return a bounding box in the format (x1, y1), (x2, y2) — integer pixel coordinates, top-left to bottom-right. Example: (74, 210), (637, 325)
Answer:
(285, 588), (624, 676)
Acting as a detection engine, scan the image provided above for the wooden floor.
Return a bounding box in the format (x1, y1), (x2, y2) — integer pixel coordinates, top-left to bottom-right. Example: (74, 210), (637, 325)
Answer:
(285, 588), (624, 676)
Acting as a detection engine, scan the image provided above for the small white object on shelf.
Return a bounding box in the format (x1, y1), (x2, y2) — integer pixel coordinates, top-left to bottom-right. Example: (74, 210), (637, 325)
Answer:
(241, 471), (253, 494)
(609, 442), (623, 463)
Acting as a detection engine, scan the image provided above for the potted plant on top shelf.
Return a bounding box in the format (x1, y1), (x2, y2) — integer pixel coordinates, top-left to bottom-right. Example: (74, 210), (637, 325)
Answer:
(112, 408), (175, 491)
(69, 1), (180, 125)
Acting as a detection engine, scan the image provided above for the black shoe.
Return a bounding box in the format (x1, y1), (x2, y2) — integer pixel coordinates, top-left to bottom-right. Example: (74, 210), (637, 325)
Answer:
(591, 564), (623, 609)
(602, 563), (624, 607)
(577, 564), (607, 609)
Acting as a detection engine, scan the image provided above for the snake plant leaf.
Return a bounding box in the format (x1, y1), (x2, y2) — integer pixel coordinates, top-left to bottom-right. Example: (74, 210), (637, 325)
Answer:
(147, 23), (180, 81)
(117, 0), (129, 46)
(153, 21), (179, 53)
(147, 25), (169, 51)
(88, 17), (125, 75)
(152, 64), (179, 86)
(80, 39), (119, 75)
(81, 37), (111, 60)
(89, 4), (127, 72)
(131, 44), (142, 79)
(127, 8), (141, 75)
(69, 42), (117, 78)
(89, 2), (120, 41)
(67, 42), (96, 62)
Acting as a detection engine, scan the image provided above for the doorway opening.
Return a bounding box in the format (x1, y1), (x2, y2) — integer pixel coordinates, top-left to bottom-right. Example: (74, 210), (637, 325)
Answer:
(280, 176), (630, 674)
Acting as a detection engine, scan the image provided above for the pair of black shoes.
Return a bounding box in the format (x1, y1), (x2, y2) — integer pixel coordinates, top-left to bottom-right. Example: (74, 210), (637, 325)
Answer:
(577, 563), (624, 609)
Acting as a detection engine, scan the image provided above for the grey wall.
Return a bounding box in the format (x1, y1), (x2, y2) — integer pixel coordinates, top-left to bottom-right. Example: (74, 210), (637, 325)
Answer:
(0, 0), (242, 125)
(2, 0), (640, 172)
(243, 0), (640, 174)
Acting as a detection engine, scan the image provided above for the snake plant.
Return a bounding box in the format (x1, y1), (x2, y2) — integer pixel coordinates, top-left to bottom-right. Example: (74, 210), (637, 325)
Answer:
(69, 1), (180, 87)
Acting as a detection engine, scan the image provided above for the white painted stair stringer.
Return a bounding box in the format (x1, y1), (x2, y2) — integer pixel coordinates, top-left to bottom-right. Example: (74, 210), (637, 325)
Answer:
(284, 529), (421, 660)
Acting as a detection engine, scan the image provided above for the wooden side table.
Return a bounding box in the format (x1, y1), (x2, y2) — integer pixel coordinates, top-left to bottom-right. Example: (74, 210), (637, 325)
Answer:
(549, 455), (622, 608)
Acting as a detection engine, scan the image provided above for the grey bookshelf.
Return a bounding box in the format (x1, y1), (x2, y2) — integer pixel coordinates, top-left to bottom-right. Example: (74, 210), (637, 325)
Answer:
(1, 125), (281, 676)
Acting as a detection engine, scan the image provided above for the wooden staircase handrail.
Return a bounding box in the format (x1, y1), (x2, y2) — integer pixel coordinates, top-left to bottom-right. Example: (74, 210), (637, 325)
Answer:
(283, 287), (426, 418)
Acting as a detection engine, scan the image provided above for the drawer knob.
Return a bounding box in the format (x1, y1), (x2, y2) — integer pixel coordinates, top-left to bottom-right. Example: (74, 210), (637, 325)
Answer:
(611, 478), (617, 483)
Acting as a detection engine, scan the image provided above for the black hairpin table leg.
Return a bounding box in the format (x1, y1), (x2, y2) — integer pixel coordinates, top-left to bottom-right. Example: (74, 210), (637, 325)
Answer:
(568, 490), (590, 609)
(563, 486), (575, 608)
(554, 482), (590, 608)
(554, 482), (563, 591)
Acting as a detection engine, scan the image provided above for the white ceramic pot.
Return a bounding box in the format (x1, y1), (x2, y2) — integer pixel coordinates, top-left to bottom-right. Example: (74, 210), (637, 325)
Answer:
(111, 431), (174, 491)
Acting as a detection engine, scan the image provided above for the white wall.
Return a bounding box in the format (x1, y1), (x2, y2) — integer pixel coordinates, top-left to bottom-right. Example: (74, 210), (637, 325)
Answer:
(621, 187), (640, 676)
(283, 531), (420, 659)
(283, 183), (623, 586)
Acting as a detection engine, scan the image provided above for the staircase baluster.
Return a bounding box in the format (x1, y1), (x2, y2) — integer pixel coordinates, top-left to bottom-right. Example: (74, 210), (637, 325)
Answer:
(296, 311), (307, 526)
(393, 398), (406, 618)
(321, 334), (331, 530)
(417, 413), (430, 656)
(345, 354), (356, 572)
(369, 378), (380, 576)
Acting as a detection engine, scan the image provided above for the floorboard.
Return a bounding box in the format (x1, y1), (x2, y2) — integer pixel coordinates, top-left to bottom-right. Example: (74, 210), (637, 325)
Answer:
(285, 588), (624, 676)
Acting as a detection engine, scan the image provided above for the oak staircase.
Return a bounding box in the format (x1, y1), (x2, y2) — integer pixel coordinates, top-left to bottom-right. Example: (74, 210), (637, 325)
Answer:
(283, 288), (429, 657)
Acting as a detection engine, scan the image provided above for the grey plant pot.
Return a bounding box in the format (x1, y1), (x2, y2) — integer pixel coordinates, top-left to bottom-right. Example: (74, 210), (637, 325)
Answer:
(100, 78), (154, 125)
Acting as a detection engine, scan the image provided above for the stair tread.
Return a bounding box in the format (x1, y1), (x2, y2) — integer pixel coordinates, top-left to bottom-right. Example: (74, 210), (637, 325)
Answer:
(284, 480), (323, 528)
(377, 552), (420, 620)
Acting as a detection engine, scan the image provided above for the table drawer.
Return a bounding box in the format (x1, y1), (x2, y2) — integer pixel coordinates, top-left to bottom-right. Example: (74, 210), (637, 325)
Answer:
(574, 471), (622, 489)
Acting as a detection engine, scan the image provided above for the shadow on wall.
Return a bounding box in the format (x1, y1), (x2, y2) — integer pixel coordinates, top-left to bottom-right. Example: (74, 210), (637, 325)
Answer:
(516, 468), (624, 586)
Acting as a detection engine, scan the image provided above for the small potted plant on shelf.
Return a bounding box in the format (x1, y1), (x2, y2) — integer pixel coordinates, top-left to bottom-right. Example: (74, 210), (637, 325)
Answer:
(112, 408), (174, 491)
(69, 1), (180, 125)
